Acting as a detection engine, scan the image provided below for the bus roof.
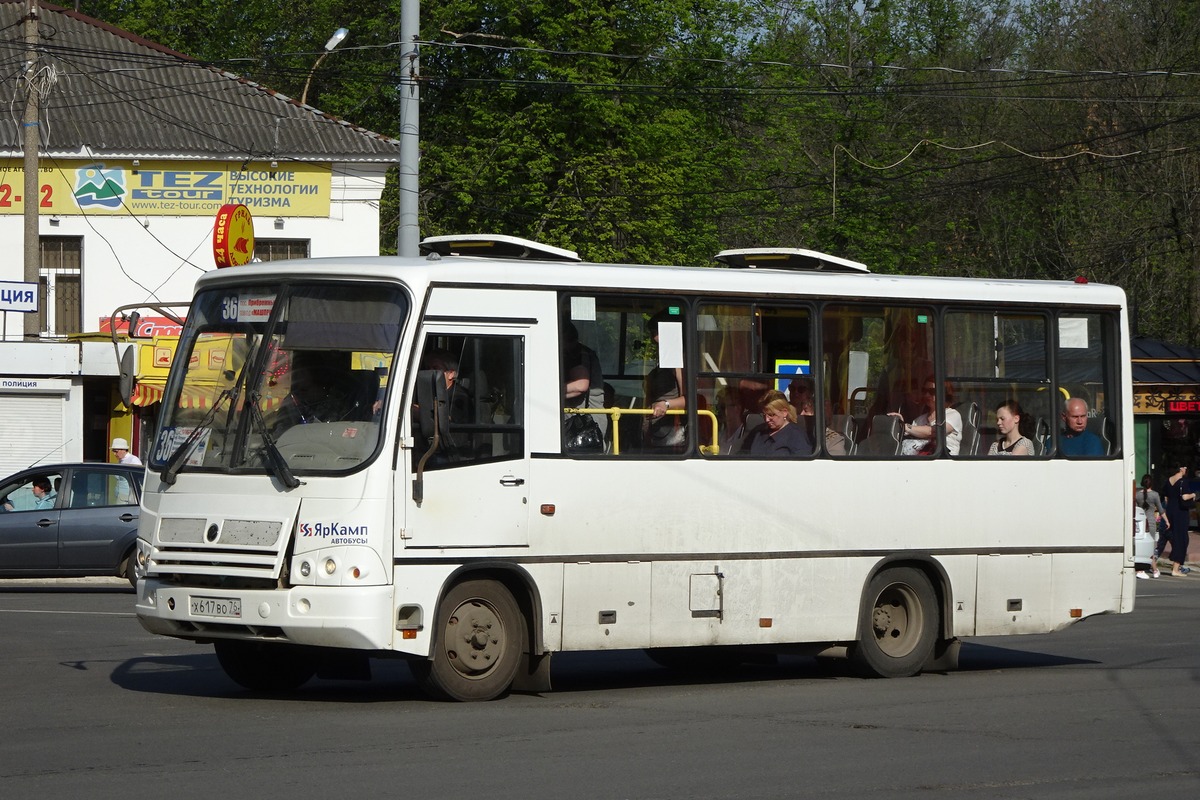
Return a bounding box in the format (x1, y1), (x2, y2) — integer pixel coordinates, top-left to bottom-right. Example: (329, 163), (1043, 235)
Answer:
(203, 255), (1126, 309)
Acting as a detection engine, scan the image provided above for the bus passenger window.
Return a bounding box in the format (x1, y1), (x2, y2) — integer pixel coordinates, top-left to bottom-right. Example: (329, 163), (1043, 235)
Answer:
(697, 302), (812, 457)
(1056, 313), (1118, 457)
(822, 304), (933, 458)
(561, 296), (689, 456)
(946, 310), (1053, 458)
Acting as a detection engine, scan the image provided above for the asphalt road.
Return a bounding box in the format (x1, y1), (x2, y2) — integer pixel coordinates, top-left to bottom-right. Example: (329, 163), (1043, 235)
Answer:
(2, 575), (1199, 799)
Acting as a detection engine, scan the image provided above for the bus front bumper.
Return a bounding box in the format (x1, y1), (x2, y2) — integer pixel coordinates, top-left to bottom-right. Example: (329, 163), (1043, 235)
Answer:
(135, 578), (396, 651)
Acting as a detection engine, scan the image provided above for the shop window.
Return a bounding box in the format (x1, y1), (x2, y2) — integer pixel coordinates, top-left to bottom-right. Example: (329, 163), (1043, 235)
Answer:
(255, 239), (310, 261)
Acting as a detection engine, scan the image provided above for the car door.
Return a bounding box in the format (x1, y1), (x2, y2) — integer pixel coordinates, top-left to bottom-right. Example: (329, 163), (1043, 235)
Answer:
(0, 469), (65, 573)
(57, 467), (142, 572)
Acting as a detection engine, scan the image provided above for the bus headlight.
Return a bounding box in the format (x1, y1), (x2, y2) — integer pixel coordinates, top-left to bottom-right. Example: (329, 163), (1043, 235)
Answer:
(298, 560), (312, 578)
(323, 558), (337, 576)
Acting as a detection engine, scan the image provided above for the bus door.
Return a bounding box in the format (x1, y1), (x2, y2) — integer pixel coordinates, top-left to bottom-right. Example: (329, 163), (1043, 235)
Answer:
(404, 325), (529, 547)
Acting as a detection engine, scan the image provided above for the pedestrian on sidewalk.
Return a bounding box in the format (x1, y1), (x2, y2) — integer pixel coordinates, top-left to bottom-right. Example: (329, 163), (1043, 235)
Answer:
(1138, 474), (1164, 578)
(1161, 464), (1195, 577)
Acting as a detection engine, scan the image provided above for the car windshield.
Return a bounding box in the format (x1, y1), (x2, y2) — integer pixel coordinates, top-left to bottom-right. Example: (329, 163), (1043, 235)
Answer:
(148, 281), (407, 477)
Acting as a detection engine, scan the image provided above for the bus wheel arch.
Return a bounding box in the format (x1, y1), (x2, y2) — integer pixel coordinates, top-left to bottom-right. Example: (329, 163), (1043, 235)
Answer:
(850, 562), (942, 678)
(414, 571), (536, 701)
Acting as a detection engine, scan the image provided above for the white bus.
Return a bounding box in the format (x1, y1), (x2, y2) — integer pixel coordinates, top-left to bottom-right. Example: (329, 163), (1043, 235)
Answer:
(134, 236), (1135, 701)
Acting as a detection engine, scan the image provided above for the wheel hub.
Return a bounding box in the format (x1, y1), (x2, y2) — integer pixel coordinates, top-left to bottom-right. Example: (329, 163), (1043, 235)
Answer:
(445, 600), (504, 678)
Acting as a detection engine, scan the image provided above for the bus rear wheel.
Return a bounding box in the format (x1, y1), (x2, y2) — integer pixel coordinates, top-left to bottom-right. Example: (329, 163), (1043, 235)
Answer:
(214, 640), (317, 692)
(414, 579), (523, 702)
(850, 566), (938, 678)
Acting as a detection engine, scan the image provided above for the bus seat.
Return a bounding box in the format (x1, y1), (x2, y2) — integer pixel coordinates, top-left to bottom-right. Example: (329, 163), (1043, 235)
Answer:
(830, 414), (858, 455)
(954, 401), (980, 455)
(859, 415), (901, 456)
(1099, 416), (1114, 455)
(1034, 417), (1050, 455)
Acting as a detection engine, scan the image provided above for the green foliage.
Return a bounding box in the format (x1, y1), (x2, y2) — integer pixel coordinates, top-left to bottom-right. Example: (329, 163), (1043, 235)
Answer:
(70, 0), (1200, 344)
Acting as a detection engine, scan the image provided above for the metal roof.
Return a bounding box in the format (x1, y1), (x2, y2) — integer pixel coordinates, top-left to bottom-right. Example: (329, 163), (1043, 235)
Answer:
(1132, 336), (1200, 386)
(0, 2), (399, 162)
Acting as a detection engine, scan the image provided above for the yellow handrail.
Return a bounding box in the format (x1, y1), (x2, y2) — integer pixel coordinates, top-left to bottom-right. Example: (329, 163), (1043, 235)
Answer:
(564, 407), (720, 455)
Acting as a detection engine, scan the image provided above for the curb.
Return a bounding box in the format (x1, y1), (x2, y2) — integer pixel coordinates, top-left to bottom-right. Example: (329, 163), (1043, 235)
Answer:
(0, 576), (128, 587)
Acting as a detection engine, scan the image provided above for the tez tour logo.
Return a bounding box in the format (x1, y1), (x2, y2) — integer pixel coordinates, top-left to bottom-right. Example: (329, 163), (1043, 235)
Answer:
(74, 164), (125, 209)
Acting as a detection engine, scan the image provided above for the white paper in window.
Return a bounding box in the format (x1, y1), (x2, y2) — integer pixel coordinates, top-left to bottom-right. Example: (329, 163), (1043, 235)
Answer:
(570, 296), (596, 322)
(658, 321), (684, 368)
(1059, 317), (1089, 349)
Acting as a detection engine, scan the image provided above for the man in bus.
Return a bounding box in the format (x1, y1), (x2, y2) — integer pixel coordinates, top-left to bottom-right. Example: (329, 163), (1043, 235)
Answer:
(1059, 397), (1105, 456)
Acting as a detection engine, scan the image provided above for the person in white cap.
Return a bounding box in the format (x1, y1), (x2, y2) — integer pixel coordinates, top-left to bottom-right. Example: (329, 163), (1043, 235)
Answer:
(111, 437), (142, 466)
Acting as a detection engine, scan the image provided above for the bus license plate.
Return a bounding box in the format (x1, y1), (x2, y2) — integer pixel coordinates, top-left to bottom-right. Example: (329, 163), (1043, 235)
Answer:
(190, 596), (242, 619)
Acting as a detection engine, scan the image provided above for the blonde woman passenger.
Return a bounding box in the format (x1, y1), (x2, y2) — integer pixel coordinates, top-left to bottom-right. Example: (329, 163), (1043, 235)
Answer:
(742, 390), (812, 456)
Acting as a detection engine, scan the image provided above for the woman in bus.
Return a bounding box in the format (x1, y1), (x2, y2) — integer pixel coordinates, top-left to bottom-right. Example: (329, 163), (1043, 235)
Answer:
(742, 390), (812, 456)
(644, 311), (686, 449)
(988, 400), (1034, 456)
(893, 378), (961, 456)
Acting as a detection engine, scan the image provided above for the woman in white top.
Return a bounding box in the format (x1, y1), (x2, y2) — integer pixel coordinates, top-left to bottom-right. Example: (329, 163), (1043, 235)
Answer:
(1137, 473), (1165, 578)
(988, 400), (1034, 456)
(894, 378), (962, 456)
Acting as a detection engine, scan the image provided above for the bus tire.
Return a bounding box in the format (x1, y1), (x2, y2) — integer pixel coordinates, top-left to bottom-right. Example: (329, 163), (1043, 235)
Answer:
(416, 579), (523, 702)
(214, 640), (317, 692)
(850, 566), (938, 678)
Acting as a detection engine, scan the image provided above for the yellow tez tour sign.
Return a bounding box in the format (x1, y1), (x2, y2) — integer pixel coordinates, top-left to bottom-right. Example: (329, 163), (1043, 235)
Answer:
(0, 159), (331, 217)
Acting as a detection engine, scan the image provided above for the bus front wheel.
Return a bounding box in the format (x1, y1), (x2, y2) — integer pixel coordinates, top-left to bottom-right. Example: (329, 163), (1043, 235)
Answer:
(850, 566), (938, 678)
(214, 640), (317, 692)
(414, 579), (523, 702)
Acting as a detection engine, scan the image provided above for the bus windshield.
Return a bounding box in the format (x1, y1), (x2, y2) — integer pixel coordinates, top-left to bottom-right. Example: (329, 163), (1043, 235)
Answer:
(148, 281), (407, 477)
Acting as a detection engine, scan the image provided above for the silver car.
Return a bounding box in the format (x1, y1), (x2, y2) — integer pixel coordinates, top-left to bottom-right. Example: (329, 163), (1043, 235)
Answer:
(0, 463), (144, 587)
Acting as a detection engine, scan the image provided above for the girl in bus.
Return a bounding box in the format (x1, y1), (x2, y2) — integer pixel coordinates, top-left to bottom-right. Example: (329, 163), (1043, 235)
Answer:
(988, 400), (1034, 456)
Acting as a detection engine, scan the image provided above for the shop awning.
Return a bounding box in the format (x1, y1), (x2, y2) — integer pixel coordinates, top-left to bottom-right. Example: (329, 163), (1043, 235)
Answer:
(130, 380), (283, 410)
(130, 380), (165, 406)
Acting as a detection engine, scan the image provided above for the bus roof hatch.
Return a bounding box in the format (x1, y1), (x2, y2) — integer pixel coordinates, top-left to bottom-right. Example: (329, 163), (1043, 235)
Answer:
(714, 248), (870, 273)
(420, 234), (581, 263)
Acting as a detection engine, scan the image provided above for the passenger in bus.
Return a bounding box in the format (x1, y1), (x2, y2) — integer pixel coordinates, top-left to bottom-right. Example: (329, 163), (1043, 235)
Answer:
(562, 321), (607, 437)
(988, 400), (1034, 456)
(422, 349), (471, 425)
(742, 390), (812, 456)
(644, 313), (686, 449)
(717, 385), (749, 454)
(787, 377), (846, 455)
(892, 379), (961, 456)
(1058, 397), (1104, 456)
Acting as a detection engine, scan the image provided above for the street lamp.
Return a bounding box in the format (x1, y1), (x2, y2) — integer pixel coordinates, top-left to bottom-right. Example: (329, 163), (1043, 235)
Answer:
(300, 27), (349, 106)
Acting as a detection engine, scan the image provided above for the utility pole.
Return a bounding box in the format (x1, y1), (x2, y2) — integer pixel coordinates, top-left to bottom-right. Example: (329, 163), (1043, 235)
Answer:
(397, 0), (420, 257)
(22, 0), (40, 339)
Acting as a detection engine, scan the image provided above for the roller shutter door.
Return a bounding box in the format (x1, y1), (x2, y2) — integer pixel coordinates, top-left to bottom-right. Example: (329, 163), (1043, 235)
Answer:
(0, 395), (66, 474)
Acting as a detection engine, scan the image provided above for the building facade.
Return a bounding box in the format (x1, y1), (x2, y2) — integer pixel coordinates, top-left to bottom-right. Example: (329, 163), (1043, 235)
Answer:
(0, 2), (399, 476)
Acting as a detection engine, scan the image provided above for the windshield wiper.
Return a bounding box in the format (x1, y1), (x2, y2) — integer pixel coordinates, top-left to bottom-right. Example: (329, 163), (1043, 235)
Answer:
(159, 388), (233, 486)
(247, 391), (302, 489)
